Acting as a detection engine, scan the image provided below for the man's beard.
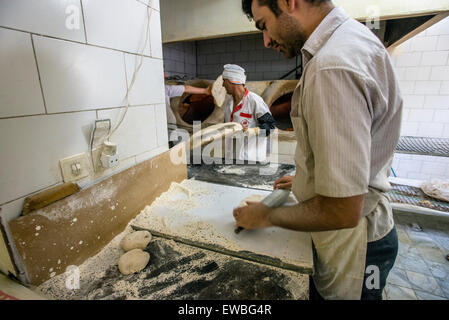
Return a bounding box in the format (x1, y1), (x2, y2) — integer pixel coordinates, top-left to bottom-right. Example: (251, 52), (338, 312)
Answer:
(276, 12), (307, 59)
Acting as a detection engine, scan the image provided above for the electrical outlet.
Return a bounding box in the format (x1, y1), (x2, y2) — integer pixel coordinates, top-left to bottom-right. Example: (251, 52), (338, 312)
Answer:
(60, 153), (91, 182)
(101, 153), (119, 169)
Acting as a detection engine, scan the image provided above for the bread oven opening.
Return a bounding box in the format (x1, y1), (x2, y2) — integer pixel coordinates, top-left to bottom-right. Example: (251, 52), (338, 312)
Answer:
(270, 93), (293, 131)
(180, 94), (216, 124)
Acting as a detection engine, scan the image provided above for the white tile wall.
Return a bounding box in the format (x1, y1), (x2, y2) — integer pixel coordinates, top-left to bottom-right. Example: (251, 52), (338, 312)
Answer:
(154, 104), (169, 148)
(402, 95), (425, 109)
(440, 82), (449, 94)
(0, 0), (168, 221)
(421, 51), (449, 66)
(97, 106), (158, 160)
(0, 0), (86, 43)
(426, 18), (449, 36)
(150, 10), (163, 59)
(405, 67), (431, 81)
(33, 35), (127, 113)
(410, 36), (439, 52)
(430, 66), (449, 81)
(417, 122), (444, 137)
(137, 0), (160, 12)
(436, 35), (449, 51)
(424, 95), (449, 109)
(124, 54), (165, 106)
(0, 197), (26, 223)
(395, 52), (422, 67)
(393, 17), (449, 180)
(0, 28), (45, 118)
(0, 112), (96, 205)
(414, 81), (441, 95)
(408, 109), (434, 122)
(82, 0), (152, 56)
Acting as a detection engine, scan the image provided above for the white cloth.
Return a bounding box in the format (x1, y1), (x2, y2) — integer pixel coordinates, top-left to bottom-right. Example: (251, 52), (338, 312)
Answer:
(223, 90), (271, 161)
(165, 85), (185, 124)
(222, 64), (247, 85)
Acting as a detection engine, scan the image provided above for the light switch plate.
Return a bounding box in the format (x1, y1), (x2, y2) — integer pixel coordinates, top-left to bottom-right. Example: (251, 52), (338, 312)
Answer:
(60, 153), (91, 182)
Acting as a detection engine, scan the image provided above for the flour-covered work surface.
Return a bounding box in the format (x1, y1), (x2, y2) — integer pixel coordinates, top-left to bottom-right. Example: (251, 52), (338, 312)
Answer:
(36, 227), (308, 300)
(131, 180), (312, 273)
(36, 179), (311, 300)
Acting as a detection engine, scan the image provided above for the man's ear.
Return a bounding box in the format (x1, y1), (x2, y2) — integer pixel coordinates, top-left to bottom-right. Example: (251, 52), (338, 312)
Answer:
(279, 0), (296, 13)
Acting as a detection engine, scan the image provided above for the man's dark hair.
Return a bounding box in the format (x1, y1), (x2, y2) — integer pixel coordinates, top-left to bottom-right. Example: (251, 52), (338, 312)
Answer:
(242, 0), (329, 20)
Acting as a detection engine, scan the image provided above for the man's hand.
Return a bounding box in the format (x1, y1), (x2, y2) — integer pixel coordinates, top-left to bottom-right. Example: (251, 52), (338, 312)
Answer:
(273, 176), (294, 190)
(233, 201), (273, 230)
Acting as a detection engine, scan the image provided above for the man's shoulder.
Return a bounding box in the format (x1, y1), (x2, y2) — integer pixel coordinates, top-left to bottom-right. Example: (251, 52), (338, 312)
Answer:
(247, 91), (265, 102)
(306, 19), (388, 79)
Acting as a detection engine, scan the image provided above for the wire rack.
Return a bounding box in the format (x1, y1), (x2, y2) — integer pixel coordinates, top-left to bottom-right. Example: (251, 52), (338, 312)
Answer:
(386, 183), (449, 212)
(396, 136), (449, 157)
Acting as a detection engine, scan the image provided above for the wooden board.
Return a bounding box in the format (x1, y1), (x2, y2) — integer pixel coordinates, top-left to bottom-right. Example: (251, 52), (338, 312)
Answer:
(22, 182), (80, 215)
(8, 146), (187, 286)
(131, 181), (313, 274)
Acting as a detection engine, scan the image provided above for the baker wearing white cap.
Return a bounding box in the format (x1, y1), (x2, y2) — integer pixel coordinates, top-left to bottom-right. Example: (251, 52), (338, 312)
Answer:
(222, 64), (276, 162)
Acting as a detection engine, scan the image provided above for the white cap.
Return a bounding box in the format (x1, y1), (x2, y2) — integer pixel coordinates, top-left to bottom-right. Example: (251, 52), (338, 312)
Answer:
(222, 64), (246, 85)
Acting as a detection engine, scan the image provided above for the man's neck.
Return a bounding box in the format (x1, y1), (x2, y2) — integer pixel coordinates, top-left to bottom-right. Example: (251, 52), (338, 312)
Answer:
(299, 2), (335, 40)
(232, 86), (246, 105)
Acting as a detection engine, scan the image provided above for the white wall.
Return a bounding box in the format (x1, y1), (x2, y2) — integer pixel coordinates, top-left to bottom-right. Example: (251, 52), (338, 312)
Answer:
(391, 16), (449, 180)
(0, 0), (168, 222)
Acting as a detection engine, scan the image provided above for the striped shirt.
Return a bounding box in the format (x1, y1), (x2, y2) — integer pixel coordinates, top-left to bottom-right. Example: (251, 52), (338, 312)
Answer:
(291, 7), (403, 242)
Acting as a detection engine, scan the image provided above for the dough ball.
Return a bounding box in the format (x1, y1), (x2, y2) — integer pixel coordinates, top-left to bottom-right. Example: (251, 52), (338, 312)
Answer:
(120, 230), (152, 252)
(118, 249), (150, 275)
(238, 194), (264, 208)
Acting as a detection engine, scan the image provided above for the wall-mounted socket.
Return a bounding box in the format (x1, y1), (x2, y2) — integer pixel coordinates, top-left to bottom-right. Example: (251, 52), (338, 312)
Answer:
(101, 153), (119, 169)
(60, 153), (91, 182)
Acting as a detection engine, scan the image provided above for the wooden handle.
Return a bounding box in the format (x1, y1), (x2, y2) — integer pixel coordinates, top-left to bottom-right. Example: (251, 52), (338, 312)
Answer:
(22, 182), (80, 215)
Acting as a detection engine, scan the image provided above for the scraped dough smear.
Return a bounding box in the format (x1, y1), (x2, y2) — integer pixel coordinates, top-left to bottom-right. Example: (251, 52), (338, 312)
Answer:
(238, 194), (264, 208)
(118, 249), (150, 275)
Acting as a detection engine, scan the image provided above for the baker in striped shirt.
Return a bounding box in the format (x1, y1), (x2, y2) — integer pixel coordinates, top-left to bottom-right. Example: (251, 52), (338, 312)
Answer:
(234, 0), (403, 300)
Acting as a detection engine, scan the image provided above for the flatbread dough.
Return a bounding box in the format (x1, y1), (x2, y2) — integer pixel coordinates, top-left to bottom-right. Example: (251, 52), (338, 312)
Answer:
(421, 179), (449, 202)
(189, 122), (242, 150)
(118, 249), (150, 275)
(120, 231), (152, 252)
(212, 75), (226, 108)
(238, 194), (264, 208)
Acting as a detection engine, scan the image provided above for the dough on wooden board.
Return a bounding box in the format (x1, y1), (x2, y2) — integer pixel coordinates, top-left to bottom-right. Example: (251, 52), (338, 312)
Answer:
(120, 230), (152, 252)
(118, 249), (150, 275)
(238, 194), (264, 208)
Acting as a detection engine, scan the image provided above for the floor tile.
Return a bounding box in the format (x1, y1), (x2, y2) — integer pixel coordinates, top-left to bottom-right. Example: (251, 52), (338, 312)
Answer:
(387, 267), (413, 288)
(405, 270), (444, 297)
(416, 244), (448, 264)
(385, 284), (418, 300)
(396, 252), (432, 275)
(415, 289), (447, 300)
(397, 229), (413, 245)
(425, 260), (449, 279)
(406, 229), (436, 247)
(435, 277), (449, 299)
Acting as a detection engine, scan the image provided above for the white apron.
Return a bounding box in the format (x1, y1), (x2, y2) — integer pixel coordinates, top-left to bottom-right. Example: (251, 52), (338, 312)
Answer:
(225, 90), (267, 162)
(291, 114), (369, 300)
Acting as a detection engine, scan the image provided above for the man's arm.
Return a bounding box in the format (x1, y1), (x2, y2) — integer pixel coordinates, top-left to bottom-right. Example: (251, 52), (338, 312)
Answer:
(257, 112), (276, 136)
(233, 193), (366, 232)
(184, 85), (212, 96)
